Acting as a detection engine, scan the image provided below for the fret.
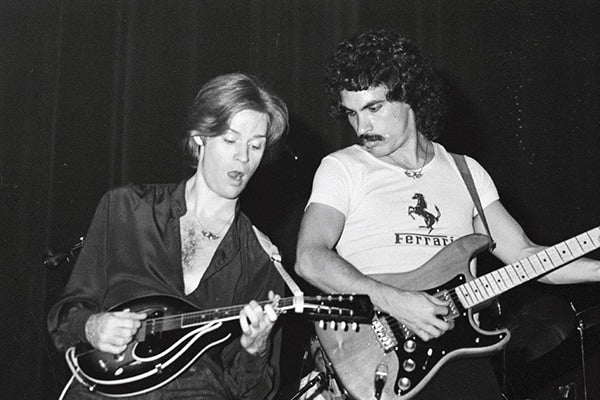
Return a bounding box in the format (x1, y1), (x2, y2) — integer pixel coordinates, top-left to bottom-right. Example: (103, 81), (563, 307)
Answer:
(520, 258), (537, 277)
(555, 242), (574, 263)
(466, 280), (484, 303)
(589, 227), (600, 247)
(483, 274), (501, 296)
(535, 250), (554, 272)
(504, 264), (521, 287)
(565, 237), (585, 258)
(473, 278), (490, 301)
(456, 285), (473, 308)
(496, 269), (513, 291)
(488, 270), (503, 291)
(528, 255), (544, 277)
(575, 228), (598, 253)
(512, 262), (529, 282)
(545, 246), (563, 266)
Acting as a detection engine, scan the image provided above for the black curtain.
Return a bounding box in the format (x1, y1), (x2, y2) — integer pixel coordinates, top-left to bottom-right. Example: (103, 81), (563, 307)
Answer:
(2, 1), (599, 398)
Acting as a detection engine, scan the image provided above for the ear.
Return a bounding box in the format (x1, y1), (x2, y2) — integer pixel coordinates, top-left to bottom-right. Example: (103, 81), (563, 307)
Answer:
(192, 135), (204, 146)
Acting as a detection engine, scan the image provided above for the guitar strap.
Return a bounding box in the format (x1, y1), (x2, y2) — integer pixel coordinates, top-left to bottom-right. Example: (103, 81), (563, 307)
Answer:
(252, 225), (305, 312)
(450, 152), (496, 251)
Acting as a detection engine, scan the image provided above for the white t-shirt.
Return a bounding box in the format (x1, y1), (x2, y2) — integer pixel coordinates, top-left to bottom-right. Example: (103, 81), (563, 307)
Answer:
(307, 142), (499, 275)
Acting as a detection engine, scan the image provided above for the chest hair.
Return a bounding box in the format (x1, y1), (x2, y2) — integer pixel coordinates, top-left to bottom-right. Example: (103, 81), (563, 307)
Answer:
(179, 214), (222, 295)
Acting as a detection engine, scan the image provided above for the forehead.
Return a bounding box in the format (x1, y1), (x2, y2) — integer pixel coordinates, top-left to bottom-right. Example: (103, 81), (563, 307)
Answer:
(340, 86), (389, 109)
(228, 109), (268, 137)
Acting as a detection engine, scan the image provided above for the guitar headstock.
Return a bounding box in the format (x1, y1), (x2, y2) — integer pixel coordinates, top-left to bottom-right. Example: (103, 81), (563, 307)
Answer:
(302, 294), (374, 329)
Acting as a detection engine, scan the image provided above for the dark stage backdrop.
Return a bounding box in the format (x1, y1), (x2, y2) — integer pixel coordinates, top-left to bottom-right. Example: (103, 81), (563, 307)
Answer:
(1, 1), (599, 399)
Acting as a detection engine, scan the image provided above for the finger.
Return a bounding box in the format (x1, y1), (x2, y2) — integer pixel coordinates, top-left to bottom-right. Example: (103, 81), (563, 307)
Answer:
(432, 303), (450, 317)
(414, 329), (432, 342)
(115, 326), (139, 341)
(113, 311), (147, 320)
(109, 314), (146, 331)
(244, 303), (261, 327)
(239, 308), (251, 333)
(264, 304), (278, 323)
(99, 342), (128, 355)
(429, 313), (453, 331)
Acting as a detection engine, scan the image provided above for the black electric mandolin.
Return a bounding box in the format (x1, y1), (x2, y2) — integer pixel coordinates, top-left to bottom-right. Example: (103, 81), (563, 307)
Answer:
(66, 293), (373, 397)
(316, 226), (600, 399)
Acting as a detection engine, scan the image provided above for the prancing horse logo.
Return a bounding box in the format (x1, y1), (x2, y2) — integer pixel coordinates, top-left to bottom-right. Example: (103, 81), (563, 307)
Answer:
(408, 193), (441, 234)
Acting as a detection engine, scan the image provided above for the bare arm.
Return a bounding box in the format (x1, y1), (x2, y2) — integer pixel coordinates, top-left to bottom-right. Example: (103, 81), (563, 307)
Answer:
(474, 200), (600, 284)
(295, 203), (453, 341)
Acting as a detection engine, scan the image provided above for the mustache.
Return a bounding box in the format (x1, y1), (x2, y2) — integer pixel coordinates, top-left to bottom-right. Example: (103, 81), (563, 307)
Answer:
(358, 134), (384, 144)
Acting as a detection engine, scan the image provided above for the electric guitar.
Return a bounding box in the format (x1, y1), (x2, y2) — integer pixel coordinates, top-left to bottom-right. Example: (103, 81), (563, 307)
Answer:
(66, 293), (374, 397)
(316, 227), (600, 399)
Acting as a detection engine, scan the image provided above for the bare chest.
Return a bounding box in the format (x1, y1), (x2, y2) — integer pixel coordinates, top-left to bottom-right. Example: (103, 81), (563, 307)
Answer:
(179, 214), (222, 295)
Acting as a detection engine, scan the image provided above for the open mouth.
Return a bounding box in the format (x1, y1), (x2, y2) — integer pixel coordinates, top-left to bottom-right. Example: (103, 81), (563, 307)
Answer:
(227, 171), (244, 181)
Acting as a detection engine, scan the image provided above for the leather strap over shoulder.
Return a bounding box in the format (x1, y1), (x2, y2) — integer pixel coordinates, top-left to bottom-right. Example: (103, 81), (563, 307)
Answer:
(449, 153), (496, 251)
(252, 225), (304, 311)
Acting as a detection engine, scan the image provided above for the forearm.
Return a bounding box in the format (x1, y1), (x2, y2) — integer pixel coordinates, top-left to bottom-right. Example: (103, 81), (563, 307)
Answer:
(295, 245), (403, 312)
(496, 242), (600, 285)
(539, 257), (600, 284)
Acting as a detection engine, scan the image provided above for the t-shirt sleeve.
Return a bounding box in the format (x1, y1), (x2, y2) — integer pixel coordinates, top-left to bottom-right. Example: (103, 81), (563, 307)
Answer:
(306, 155), (353, 216)
(465, 155), (500, 215)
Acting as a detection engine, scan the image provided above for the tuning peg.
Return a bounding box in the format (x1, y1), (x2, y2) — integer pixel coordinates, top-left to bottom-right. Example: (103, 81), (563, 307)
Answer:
(329, 320), (337, 330)
(351, 322), (358, 331)
(319, 320), (325, 329)
(340, 321), (347, 331)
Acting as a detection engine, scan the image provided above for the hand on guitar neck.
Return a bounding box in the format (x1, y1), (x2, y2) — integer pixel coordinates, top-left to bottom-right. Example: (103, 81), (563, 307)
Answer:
(239, 291), (279, 357)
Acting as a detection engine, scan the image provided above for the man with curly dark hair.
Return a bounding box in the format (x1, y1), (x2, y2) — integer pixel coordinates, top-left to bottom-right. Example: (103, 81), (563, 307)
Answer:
(295, 30), (600, 400)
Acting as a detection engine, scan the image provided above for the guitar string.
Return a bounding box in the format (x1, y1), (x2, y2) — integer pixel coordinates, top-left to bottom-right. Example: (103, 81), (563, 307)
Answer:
(142, 298), (292, 325)
(380, 229), (598, 336)
(137, 296), (351, 327)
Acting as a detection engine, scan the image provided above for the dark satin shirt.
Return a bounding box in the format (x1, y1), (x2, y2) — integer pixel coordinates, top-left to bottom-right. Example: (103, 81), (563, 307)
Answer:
(47, 181), (284, 399)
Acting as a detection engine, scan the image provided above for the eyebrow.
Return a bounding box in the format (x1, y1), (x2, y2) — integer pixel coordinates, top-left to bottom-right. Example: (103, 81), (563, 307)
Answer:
(342, 99), (385, 112)
(226, 127), (267, 139)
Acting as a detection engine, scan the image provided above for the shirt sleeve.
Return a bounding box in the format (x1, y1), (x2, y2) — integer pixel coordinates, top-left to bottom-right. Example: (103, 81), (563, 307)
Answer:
(47, 191), (111, 352)
(306, 155), (353, 216)
(219, 243), (285, 400)
(465, 155), (500, 215)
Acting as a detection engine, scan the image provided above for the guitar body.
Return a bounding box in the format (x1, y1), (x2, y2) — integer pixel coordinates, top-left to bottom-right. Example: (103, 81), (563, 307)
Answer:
(73, 295), (234, 397)
(67, 293), (374, 397)
(316, 234), (511, 400)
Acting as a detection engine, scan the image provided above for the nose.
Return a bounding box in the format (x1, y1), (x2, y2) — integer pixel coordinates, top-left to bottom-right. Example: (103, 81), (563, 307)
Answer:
(356, 115), (373, 135)
(234, 143), (249, 163)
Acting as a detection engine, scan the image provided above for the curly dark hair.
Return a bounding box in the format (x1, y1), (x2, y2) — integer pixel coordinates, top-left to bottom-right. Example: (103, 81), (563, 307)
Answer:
(325, 30), (447, 140)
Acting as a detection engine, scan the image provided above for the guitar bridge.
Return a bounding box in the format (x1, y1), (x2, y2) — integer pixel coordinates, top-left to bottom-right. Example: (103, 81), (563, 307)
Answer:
(371, 312), (398, 353)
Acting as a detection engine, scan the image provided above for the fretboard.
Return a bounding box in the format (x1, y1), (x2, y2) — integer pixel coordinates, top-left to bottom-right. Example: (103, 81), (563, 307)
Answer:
(142, 297), (297, 335)
(456, 226), (600, 309)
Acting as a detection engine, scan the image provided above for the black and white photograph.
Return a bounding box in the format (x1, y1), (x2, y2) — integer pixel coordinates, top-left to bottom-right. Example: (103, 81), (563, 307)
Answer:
(2, 1), (599, 399)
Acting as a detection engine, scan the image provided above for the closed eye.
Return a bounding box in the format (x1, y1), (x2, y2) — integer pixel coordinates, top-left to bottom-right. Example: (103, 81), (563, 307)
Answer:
(250, 140), (266, 151)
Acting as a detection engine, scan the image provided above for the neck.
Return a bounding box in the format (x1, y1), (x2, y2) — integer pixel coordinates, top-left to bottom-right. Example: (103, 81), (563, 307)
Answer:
(386, 133), (431, 170)
(185, 174), (237, 220)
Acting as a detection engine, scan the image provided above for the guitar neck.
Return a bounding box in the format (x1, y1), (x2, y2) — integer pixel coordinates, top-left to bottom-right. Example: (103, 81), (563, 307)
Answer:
(138, 294), (372, 336)
(143, 297), (297, 334)
(457, 226), (600, 309)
